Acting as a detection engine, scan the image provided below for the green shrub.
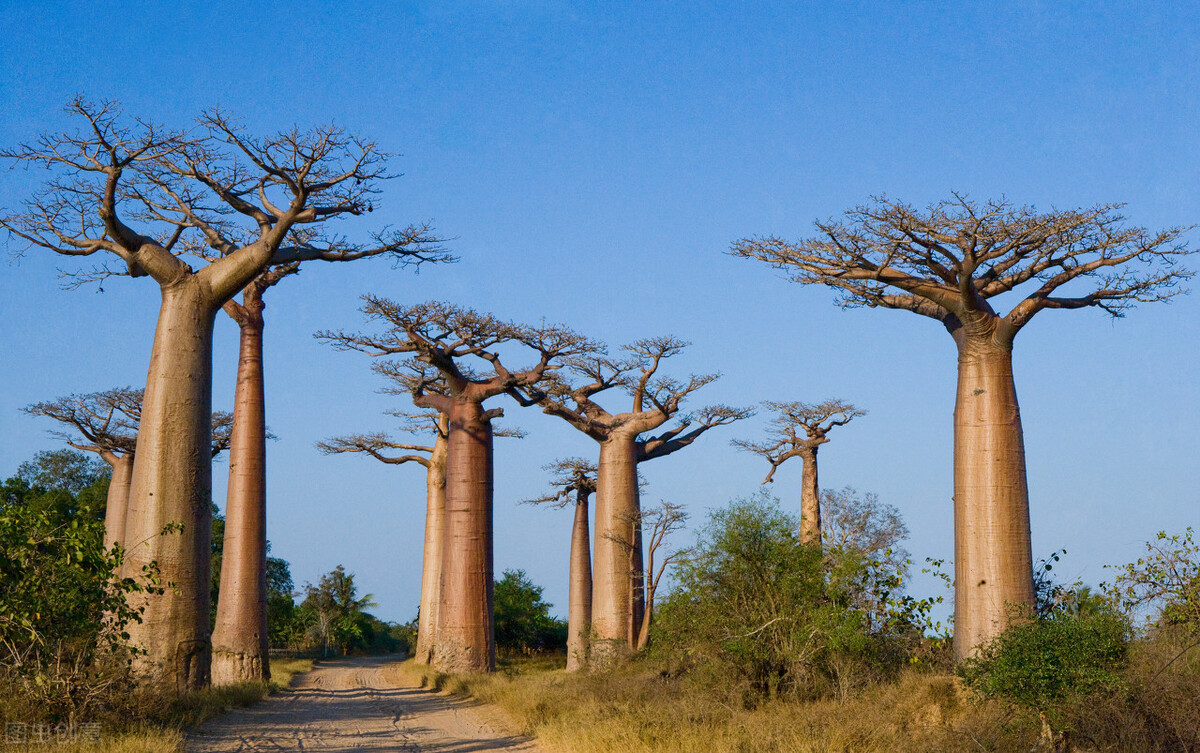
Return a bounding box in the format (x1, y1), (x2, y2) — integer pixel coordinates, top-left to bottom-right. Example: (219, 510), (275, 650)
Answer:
(651, 493), (911, 701)
(0, 454), (156, 725)
(958, 604), (1130, 732)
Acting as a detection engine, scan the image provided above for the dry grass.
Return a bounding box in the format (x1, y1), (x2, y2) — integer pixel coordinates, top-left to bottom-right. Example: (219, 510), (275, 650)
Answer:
(268, 657), (314, 690)
(3, 657), (316, 753)
(390, 657), (1051, 753)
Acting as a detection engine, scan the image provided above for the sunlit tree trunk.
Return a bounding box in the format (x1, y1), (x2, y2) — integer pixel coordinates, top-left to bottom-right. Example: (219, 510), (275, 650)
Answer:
(102, 452), (134, 560)
(566, 488), (593, 672)
(799, 447), (820, 545)
(434, 400), (495, 673)
(591, 433), (639, 661)
(415, 416), (448, 665)
(211, 293), (270, 685)
(952, 334), (1035, 659)
(122, 280), (217, 692)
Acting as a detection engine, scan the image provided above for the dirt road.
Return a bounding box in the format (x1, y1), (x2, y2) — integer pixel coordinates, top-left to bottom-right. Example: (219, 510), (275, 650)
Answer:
(186, 656), (543, 752)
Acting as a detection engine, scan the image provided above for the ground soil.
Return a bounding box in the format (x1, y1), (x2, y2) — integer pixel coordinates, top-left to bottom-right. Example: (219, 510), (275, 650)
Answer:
(186, 656), (543, 752)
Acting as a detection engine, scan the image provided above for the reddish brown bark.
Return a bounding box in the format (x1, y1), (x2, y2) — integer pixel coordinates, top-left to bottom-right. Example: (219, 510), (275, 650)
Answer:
(211, 290), (269, 685)
(733, 400), (862, 545)
(515, 341), (749, 664)
(2, 103), (443, 691)
(567, 486), (593, 672)
(952, 335), (1034, 659)
(320, 298), (593, 674)
(435, 399), (497, 673)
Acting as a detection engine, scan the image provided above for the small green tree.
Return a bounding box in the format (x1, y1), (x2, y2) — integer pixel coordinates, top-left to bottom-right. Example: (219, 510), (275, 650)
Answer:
(300, 565), (377, 656)
(494, 569), (567, 655)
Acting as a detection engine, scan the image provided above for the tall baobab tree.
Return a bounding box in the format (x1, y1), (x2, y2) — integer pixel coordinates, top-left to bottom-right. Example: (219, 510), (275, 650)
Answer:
(213, 242), (446, 686)
(319, 297), (596, 672)
(524, 458), (597, 671)
(318, 403), (522, 666)
(732, 195), (1193, 658)
(24, 389), (233, 560)
(513, 338), (751, 661)
(0, 99), (438, 690)
(733, 400), (864, 544)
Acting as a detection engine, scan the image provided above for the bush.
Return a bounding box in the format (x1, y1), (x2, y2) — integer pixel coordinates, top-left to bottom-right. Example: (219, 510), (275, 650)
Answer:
(0, 455), (156, 725)
(651, 493), (912, 702)
(958, 604), (1130, 736)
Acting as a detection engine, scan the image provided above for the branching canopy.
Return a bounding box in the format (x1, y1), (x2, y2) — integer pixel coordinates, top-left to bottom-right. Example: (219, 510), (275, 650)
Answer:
(25, 388), (236, 460)
(733, 399), (865, 483)
(512, 336), (753, 453)
(732, 195), (1193, 345)
(0, 98), (448, 299)
(523, 458), (597, 508)
(317, 296), (599, 413)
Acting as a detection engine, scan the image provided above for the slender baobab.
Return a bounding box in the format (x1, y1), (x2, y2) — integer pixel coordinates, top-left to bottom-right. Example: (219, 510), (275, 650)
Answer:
(0, 99), (438, 689)
(732, 195), (1193, 658)
(319, 298), (596, 672)
(513, 338), (751, 661)
(24, 389), (233, 560)
(524, 458), (597, 671)
(733, 400), (864, 544)
(213, 241), (445, 686)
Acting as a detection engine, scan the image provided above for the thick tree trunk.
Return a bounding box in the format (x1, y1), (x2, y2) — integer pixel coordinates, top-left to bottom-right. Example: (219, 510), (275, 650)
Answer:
(566, 491), (593, 672)
(433, 400), (495, 673)
(414, 418), (448, 665)
(799, 447), (820, 545)
(122, 280), (217, 692)
(591, 433), (639, 662)
(952, 336), (1035, 660)
(102, 453), (134, 561)
(211, 302), (270, 685)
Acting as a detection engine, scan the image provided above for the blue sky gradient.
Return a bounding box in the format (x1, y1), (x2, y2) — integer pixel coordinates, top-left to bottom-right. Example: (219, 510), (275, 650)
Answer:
(1, 1), (1197, 622)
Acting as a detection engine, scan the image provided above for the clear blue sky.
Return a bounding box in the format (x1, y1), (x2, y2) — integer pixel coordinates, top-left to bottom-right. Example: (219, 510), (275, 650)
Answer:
(2, 1), (1197, 623)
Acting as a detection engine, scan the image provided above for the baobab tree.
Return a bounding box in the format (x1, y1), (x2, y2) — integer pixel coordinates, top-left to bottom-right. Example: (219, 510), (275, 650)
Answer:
(513, 338), (751, 661)
(319, 297), (596, 672)
(24, 389), (233, 560)
(732, 195), (1193, 658)
(524, 458), (598, 671)
(213, 238), (446, 686)
(0, 99), (438, 690)
(732, 400), (864, 544)
(318, 401), (522, 666)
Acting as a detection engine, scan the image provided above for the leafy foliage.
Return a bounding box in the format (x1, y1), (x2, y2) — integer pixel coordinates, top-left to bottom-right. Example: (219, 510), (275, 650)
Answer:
(494, 569), (567, 655)
(1106, 528), (1200, 631)
(958, 604), (1130, 732)
(0, 453), (158, 724)
(652, 493), (917, 701)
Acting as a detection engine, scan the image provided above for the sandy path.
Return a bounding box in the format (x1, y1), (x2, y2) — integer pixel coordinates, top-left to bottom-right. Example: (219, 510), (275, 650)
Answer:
(186, 656), (543, 753)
